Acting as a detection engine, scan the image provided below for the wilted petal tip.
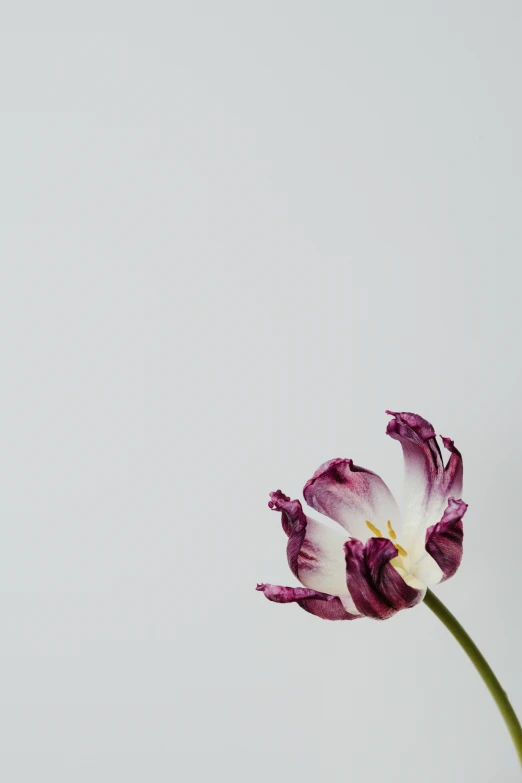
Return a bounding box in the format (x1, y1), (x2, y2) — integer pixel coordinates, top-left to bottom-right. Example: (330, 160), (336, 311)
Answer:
(441, 436), (462, 457)
(268, 489), (291, 508)
(303, 458), (380, 498)
(443, 497), (468, 520)
(385, 410), (436, 441)
(256, 583), (358, 619)
(303, 458), (352, 496)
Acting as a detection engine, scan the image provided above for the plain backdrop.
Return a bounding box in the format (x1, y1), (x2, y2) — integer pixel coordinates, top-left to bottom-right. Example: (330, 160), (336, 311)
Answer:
(1, 2), (521, 781)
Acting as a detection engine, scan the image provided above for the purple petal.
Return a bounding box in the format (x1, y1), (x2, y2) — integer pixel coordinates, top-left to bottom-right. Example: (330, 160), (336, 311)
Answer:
(365, 538), (423, 610)
(268, 490), (307, 579)
(425, 498), (468, 582)
(344, 538), (423, 620)
(386, 411), (464, 528)
(256, 583), (360, 621)
(303, 458), (401, 542)
(440, 437), (463, 498)
(387, 411), (437, 441)
(268, 490), (353, 598)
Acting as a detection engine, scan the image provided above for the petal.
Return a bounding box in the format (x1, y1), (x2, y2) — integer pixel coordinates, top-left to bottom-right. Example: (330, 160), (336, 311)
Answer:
(268, 490), (355, 600)
(425, 498), (467, 582)
(440, 437), (463, 499)
(386, 411), (464, 530)
(256, 584), (360, 620)
(303, 458), (401, 542)
(365, 538), (425, 610)
(408, 551), (444, 587)
(268, 491), (306, 580)
(344, 538), (424, 620)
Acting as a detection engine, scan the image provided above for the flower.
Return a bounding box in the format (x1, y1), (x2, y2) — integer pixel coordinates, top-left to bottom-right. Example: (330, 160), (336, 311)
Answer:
(257, 411), (468, 621)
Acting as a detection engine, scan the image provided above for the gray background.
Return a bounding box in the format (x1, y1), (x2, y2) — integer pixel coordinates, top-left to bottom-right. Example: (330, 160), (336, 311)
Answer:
(1, 2), (521, 781)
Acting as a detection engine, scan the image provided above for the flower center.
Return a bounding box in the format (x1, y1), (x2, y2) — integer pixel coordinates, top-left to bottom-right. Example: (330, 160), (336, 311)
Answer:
(365, 519), (408, 557)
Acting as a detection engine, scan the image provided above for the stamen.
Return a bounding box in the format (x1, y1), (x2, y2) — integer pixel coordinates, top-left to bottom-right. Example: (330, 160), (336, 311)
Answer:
(387, 520), (397, 540)
(365, 520), (383, 538)
(366, 519), (407, 556)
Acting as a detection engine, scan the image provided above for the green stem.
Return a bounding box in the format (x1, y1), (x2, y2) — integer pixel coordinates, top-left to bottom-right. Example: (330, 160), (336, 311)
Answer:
(424, 588), (522, 769)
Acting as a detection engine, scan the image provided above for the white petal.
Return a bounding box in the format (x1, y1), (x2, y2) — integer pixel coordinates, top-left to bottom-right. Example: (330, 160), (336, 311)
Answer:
(297, 518), (351, 597)
(410, 552), (443, 587)
(303, 458), (402, 542)
(402, 572), (429, 592)
(386, 411), (464, 536)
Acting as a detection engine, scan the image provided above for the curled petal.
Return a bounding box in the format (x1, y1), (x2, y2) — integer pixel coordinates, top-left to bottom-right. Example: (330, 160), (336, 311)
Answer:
(387, 411), (437, 442)
(268, 490), (354, 599)
(366, 538), (424, 610)
(440, 437), (463, 499)
(268, 490), (307, 536)
(303, 458), (401, 542)
(344, 538), (424, 620)
(268, 491), (307, 579)
(256, 584), (360, 621)
(386, 411), (463, 530)
(425, 498), (468, 582)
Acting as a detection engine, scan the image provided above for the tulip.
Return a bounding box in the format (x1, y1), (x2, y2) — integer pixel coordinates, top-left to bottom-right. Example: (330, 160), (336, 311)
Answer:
(258, 411), (467, 620)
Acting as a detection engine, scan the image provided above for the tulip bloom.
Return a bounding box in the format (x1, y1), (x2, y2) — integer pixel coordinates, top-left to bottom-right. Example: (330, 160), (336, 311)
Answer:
(257, 411), (468, 620)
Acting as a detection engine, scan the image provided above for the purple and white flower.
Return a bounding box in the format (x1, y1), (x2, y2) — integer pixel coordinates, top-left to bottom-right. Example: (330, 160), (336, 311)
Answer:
(257, 411), (468, 621)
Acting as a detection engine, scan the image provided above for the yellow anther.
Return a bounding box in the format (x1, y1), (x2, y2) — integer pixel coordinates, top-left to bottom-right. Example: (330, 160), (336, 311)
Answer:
(365, 520), (383, 538)
(387, 520), (397, 540)
(366, 519), (407, 556)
